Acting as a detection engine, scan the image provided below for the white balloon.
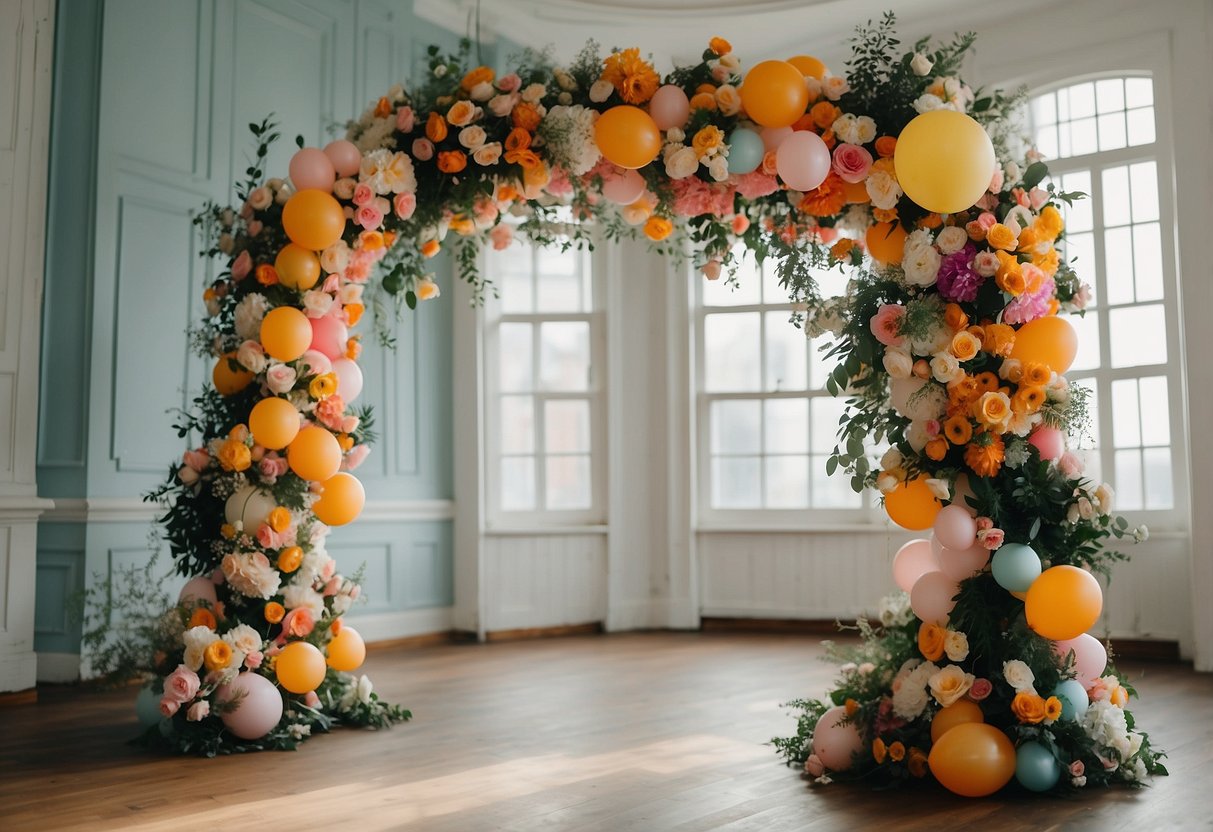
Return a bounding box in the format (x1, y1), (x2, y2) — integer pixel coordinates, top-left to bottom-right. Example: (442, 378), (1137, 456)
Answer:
(224, 485), (277, 533)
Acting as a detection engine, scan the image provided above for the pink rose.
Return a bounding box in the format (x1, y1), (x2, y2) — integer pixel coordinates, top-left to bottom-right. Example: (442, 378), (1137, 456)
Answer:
(245, 650), (263, 670)
(352, 183), (374, 207)
(322, 273), (340, 293)
(281, 607), (315, 639)
(1069, 760), (1085, 777)
(925, 419), (941, 438)
(1072, 284), (1092, 311)
(259, 452), (289, 482)
(304, 691), (321, 708)
(340, 415), (360, 434)
(159, 697), (180, 718)
(247, 219), (263, 238)
(256, 523), (295, 550)
(316, 395), (346, 431)
(497, 73), (521, 93)
(412, 138), (434, 161)
(163, 664), (201, 703)
(1028, 187), (1048, 210)
(976, 212), (998, 231)
(342, 443), (370, 471)
(976, 192), (999, 211)
(1012, 187), (1031, 208)
(489, 223), (513, 251)
(355, 204), (384, 231)
(488, 93), (519, 118)
(265, 364), (298, 395)
(831, 143), (873, 184)
(804, 754), (825, 777)
(968, 678), (992, 701)
(988, 167), (1005, 194)
(977, 527), (1005, 550)
(323, 575), (341, 596)
(394, 192), (417, 220)
(973, 251), (1000, 277)
(231, 250), (253, 282)
(183, 448), (209, 472)
(975, 516), (994, 532)
(1058, 451), (1085, 478)
(321, 559), (336, 581)
(396, 106), (415, 133)
(869, 303), (906, 348)
(186, 700), (210, 722)
(731, 214), (750, 235)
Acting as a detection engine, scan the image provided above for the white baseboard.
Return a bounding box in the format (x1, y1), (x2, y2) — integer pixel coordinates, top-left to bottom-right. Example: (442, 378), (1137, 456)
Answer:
(37, 651), (81, 683)
(0, 650), (38, 692)
(347, 606), (453, 643)
(606, 597), (700, 632)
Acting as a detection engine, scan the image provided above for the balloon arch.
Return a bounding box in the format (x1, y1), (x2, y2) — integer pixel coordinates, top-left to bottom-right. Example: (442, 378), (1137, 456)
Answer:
(133, 13), (1164, 788)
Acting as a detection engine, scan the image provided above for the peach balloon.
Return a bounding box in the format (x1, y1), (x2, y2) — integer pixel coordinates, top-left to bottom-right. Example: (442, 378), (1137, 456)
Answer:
(1053, 633), (1108, 687)
(213, 352), (254, 395)
(1028, 425), (1065, 462)
(331, 357), (363, 401)
(866, 221), (907, 265)
(602, 169), (647, 205)
(216, 672), (283, 739)
(1026, 565), (1103, 641)
(313, 473), (365, 526)
(910, 570), (959, 624)
(933, 504), (978, 550)
(310, 315), (350, 360)
(648, 84), (691, 130)
(282, 189), (346, 251)
(275, 243), (322, 291)
(1010, 315), (1078, 374)
(275, 641), (326, 694)
(288, 426), (343, 483)
(786, 54), (827, 79)
(178, 576), (217, 607)
(740, 60), (809, 127)
(594, 106), (662, 170)
(288, 147), (336, 192)
(248, 397), (301, 450)
(323, 139), (362, 178)
(260, 307), (313, 362)
(811, 705), (865, 771)
(937, 541), (991, 582)
(930, 699), (985, 743)
(892, 539), (938, 593)
(885, 476), (942, 531)
(928, 723), (1016, 797)
(326, 626), (366, 672)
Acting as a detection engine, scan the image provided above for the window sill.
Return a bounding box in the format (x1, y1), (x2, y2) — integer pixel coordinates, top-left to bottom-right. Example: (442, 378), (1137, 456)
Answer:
(695, 523), (903, 535)
(484, 524), (609, 537)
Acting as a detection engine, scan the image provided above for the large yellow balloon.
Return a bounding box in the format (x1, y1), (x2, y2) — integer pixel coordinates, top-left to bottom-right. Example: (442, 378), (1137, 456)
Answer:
(326, 626), (366, 672)
(594, 106), (661, 170)
(865, 221), (907, 265)
(1009, 316), (1078, 374)
(275, 243), (322, 291)
(248, 397), (301, 450)
(313, 473), (365, 526)
(275, 641), (326, 694)
(1025, 565), (1103, 641)
(885, 476), (942, 531)
(259, 307), (312, 362)
(288, 425), (342, 483)
(740, 60), (810, 127)
(894, 110), (996, 214)
(282, 189), (346, 251)
(928, 723), (1016, 797)
(213, 352), (253, 395)
(930, 699), (985, 743)
(786, 54), (827, 80)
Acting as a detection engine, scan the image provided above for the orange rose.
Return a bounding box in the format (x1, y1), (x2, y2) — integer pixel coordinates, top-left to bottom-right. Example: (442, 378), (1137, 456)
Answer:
(203, 640), (233, 672)
(995, 251), (1025, 295)
(1012, 691), (1047, 724)
(872, 207), (898, 223)
(309, 372), (338, 400)
(522, 159), (550, 190)
(888, 741), (906, 762)
(421, 239), (440, 258)
(689, 92), (717, 111)
(345, 303), (364, 327)
(504, 127), (532, 153)
(982, 323), (1016, 357)
(1016, 226), (1038, 253)
(844, 698), (859, 717)
(1110, 685), (1129, 707)
(917, 213), (943, 229)
(907, 747), (929, 778)
(874, 136), (897, 158)
(460, 65), (495, 91)
(925, 436), (949, 461)
(189, 608), (217, 630)
(872, 737), (888, 764)
(709, 36), (732, 55)
(345, 336), (362, 361)
(1034, 205), (1064, 241)
(425, 111), (448, 143)
(975, 391), (1011, 429)
(986, 223), (1019, 252)
(512, 102), (541, 131)
(809, 101), (840, 129)
(944, 414), (973, 445)
(1033, 246), (1060, 276)
(217, 438), (251, 472)
(255, 264), (279, 286)
(264, 601), (286, 623)
(951, 331), (980, 361)
(277, 546), (303, 573)
(944, 303), (970, 332)
(1012, 386), (1046, 414)
(437, 150), (468, 174)
(830, 239), (856, 262)
(336, 433), (354, 452)
(918, 622), (946, 661)
(1022, 362), (1052, 387)
(965, 433), (1006, 477)
(268, 506), (291, 533)
(948, 375), (979, 408)
(449, 214), (476, 236)
(644, 216), (674, 241)
(692, 125), (725, 158)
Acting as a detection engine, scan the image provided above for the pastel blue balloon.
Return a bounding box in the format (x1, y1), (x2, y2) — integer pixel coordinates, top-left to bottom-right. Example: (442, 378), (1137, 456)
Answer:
(727, 128), (765, 174)
(1015, 740), (1062, 792)
(1052, 679), (1090, 721)
(991, 543), (1042, 592)
(135, 684), (163, 727)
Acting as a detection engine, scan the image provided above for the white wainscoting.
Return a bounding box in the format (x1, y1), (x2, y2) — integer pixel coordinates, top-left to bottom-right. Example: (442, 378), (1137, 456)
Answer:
(481, 532), (607, 633)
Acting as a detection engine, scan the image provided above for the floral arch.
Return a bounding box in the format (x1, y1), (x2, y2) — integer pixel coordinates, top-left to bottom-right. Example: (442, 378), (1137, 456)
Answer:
(116, 12), (1164, 791)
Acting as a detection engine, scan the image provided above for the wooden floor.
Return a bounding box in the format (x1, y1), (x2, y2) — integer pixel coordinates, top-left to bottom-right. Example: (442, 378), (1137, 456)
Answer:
(2, 632), (1211, 831)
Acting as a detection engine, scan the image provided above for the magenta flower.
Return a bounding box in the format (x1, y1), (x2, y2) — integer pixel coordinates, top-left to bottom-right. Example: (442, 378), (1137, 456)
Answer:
(936, 244), (983, 302)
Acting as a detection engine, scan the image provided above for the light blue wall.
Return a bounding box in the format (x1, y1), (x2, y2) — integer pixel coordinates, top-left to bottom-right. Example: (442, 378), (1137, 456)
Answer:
(36, 0), (475, 657)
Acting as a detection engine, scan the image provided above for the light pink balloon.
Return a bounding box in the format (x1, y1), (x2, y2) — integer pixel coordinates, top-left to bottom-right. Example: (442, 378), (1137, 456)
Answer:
(937, 541), (991, 582)
(310, 315), (349, 360)
(178, 576), (217, 607)
(761, 126), (792, 152)
(289, 147), (336, 192)
(1053, 633), (1108, 688)
(893, 539), (938, 593)
(300, 349), (333, 378)
(811, 704), (865, 771)
(910, 571), (959, 624)
(934, 504), (977, 551)
(776, 131), (831, 192)
(1028, 425), (1065, 461)
(331, 357), (363, 402)
(217, 672), (283, 740)
(649, 84), (691, 130)
(602, 169), (647, 205)
(324, 139), (362, 178)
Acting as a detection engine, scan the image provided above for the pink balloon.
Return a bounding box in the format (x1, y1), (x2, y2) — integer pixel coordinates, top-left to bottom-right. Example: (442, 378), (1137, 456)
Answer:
(761, 126), (792, 152)
(893, 539), (938, 593)
(1053, 634), (1108, 688)
(910, 571), (959, 624)
(216, 672), (283, 740)
(178, 576), (217, 607)
(649, 84), (690, 130)
(300, 349), (333, 378)
(776, 131), (831, 192)
(934, 504), (977, 551)
(310, 315), (349, 360)
(324, 139), (362, 178)
(602, 169), (647, 205)
(937, 541), (991, 582)
(331, 357), (363, 402)
(289, 147), (336, 192)
(811, 704), (865, 771)
(1028, 425), (1065, 462)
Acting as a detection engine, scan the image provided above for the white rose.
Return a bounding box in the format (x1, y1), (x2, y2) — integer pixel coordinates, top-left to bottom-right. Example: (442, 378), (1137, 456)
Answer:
(182, 625), (219, 672)
(822, 75), (850, 101)
(854, 115), (877, 144)
(554, 68), (577, 91)
(282, 584), (325, 618)
(222, 624), (264, 656)
(303, 290), (334, 318)
(332, 177), (356, 200)
(589, 79), (614, 103)
(905, 420), (930, 451)
(236, 340), (267, 374)
(804, 76), (823, 101)
(233, 293), (269, 340)
(880, 447), (904, 471)
(664, 146), (699, 180)
(931, 352), (962, 384)
(925, 477), (951, 501)
(913, 93), (948, 113)
(708, 156), (730, 182)
(458, 125), (487, 151)
(910, 53), (934, 76)
(274, 182), (293, 205)
(1003, 659), (1036, 693)
(902, 243), (941, 287)
(929, 664), (975, 707)
(876, 472), (899, 493)
(998, 357), (1023, 382)
(1094, 483), (1115, 515)
(521, 83), (546, 103)
(865, 168), (902, 211)
(433, 64), (448, 78)
(320, 241), (350, 275)
(883, 349), (913, 379)
(1077, 496), (1096, 520)
(469, 81), (494, 102)
(357, 674), (374, 704)
(265, 363), (298, 395)
(832, 114), (859, 145)
(1004, 160), (1021, 182)
(222, 551), (280, 600)
(666, 127), (685, 144)
(945, 630), (969, 662)
(935, 226), (969, 255)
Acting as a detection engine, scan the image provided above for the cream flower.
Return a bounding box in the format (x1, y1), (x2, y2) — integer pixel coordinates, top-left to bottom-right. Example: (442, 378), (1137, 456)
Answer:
(936, 226), (969, 255)
(473, 142), (502, 166)
(233, 293), (270, 341)
(589, 79), (614, 103)
(664, 146), (699, 180)
(929, 664), (975, 707)
(910, 53), (934, 76)
(931, 352), (963, 384)
(222, 551), (281, 600)
(715, 84), (741, 116)
(883, 349), (913, 379)
(822, 75), (850, 101)
(222, 623), (264, 656)
(182, 626), (219, 673)
(320, 241), (350, 275)
(902, 242), (942, 287)
(236, 340), (267, 375)
(459, 125), (487, 151)
(944, 630), (970, 662)
(866, 167), (902, 210)
(1003, 659), (1037, 693)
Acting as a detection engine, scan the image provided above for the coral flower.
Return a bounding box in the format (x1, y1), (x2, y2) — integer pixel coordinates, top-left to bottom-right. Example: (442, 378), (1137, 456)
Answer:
(798, 172), (847, 216)
(601, 48), (660, 104)
(965, 433), (1006, 477)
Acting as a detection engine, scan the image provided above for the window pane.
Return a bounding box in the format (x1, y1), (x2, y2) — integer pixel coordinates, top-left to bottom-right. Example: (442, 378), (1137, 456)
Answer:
(761, 261), (792, 304)
(702, 264), (761, 306)
(1061, 171), (1092, 231)
(809, 338), (839, 390)
(1115, 449), (1143, 511)
(536, 248), (587, 313)
(704, 312), (761, 391)
(1071, 117), (1097, 156)
(1069, 82), (1096, 118)
(1143, 446), (1173, 510)
(1138, 376), (1170, 446)
(1035, 125), (1058, 160)
(1125, 78), (1153, 108)
(499, 323), (533, 391)
(1129, 161), (1159, 222)
(1104, 227), (1134, 305)
(500, 263), (534, 314)
(545, 455), (591, 509)
(1095, 78), (1125, 112)
(765, 311), (808, 391)
(1126, 107), (1155, 145)
(1097, 112), (1126, 151)
(712, 457), (761, 508)
(1069, 311), (1101, 372)
(710, 399), (761, 454)
(1064, 232), (1096, 301)
(1111, 378), (1142, 448)
(812, 456), (863, 508)
(1108, 305), (1166, 368)
(1133, 222), (1164, 302)
(1102, 166), (1131, 227)
(545, 399), (590, 453)
(500, 395), (535, 453)
(501, 456), (536, 510)
(765, 455), (809, 508)
(539, 321), (590, 391)
(1031, 92), (1056, 126)
(810, 397), (847, 454)
(764, 398), (809, 454)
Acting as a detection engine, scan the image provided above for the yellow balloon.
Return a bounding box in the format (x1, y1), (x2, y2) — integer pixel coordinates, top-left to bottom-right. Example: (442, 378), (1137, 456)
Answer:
(288, 425), (342, 482)
(885, 476), (942, 531)
(928, 723), (1016, 797)
(326, 626), (366, 672)
(248, 397), (301, 450)
(1025, 565), (1103, 641)
(594, 106), (661, 169)
(282, 189), (346, 251)
(1009, 316), (1078, 374)
(259, 307), (312, 362)
(275, 641), (326, 694)
(212, 352), (253, 395)
(894, 110), (996, 214)
(313, 473), (365, 526)
(930, 699), (985, 743)
(786, 54), (827, 80)
(740, 60), (809, 127)
(275, 243), (321, 290)
(865, 221), (907, 265)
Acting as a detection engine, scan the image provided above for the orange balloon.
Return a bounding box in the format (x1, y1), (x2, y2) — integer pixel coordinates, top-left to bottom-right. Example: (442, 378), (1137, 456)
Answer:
(326, 626), (366, 671)
(1009, 316), (1078, 374)
(248, 397), (301, 450)
(282, 189), (346, 251)
(275, 243), (321, 291)
(594, 106), (661, 169)
(928, 723), (1016, 797)
(1025, 565), (1103, 641)
(865, 221), (907, 264)
(287, 425), (342, 482)
(259, 307), (312, 362)
(313, 473), (365, 526)
(843, 179), (870, 204)
(275, 641), (326, 694)
(885, 476), (942, 531)
(930, 699), (985, 743)
(786, 54), (827, 80)
(212, 352), (253, 395)
(740, 60), (809, 127)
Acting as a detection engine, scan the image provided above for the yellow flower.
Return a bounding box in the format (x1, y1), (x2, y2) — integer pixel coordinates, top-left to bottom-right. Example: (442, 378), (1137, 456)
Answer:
(982, 323), (1016, 357)
(309, 372), (338, 400)
(189, 608), (217, 630)
(277, 546), (303, 573)
(692, 125), (725, 158)
(1011, 386), (1046, 414)
(951, 331), (981, 362)
(1022, 362), (1052, 387)
(944, 415), (974, 446)
(1034, 205), (1064, 241)
(1033, 245), (1060, 276)
(268, 506), (291, 533)
(644, 216), (674, 242)
(1044, 696), (1064, 722)
(995, 250), (1026, 296)
(974, 391), (1012, 430)
(203, 640), (233, 672)
(1012, 690), (1047, 724)
(416, 278), (440, 301)
(221, 523), (236, 540)
(986, 223), (1019, 251)
(217, 438), (251, 472)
